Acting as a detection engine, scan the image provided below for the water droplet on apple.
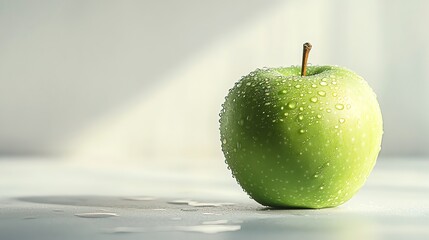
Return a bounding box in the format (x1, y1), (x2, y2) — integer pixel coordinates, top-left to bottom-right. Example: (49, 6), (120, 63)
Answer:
(222, 139), (227, 144)
(265, 102), (271, 106)
(320, 81), (328, 86)
(310, 97), (318, 103)
(287, 101), (297, 109)
(335, 104), (344, 110)
(246, 82), (251, 86)
(332, 92), (338, 97)
(339, 118), (345, 124)
(346, 104), (351, 109)
(299, 106), (304, 111)
(317, 91), (326, 97)
(298, 115), (304, 121)
(281, 90), (287, 94)
(316, 114), (322, 119)
(311, 84), (317, 88)
(326, 108), (332, 113)
(295, 84), (301, 89)
(299, 129), (306, 134)
(238, 120), (244, 126)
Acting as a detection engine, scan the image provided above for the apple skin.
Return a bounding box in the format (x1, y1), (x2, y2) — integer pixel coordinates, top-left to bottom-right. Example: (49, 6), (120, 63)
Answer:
(219, 66), (383, 208)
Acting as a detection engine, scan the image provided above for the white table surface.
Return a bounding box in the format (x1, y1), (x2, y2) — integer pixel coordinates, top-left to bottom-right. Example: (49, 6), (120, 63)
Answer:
(1, 157), (428, 240)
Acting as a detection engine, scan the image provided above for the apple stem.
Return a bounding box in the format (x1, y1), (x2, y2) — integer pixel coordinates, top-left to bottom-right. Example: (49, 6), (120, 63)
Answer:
(301, 42), (312, 76)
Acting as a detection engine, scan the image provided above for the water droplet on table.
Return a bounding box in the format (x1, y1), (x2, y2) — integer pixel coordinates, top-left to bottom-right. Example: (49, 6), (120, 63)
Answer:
(181, 208), (199, 212)
(188, 201), (235, 207)
(75, 212), (118, 218)
(202, 220), (229, 225)
(123, 196), (156, 201)
(112, 227), (144, 234)
(168, 199), (193, 205)
(175, 225), (241, 234)
(112, 224), (241, 234)
(202, 212), (222, 215)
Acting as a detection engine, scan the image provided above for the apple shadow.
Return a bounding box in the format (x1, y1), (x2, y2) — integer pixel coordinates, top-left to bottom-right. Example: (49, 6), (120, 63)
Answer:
(17, 195), (181, 210)
(258, 206), (326, 212)
(10, 196), (378, 240)
(16, 195), (250, 211)
(17, 195), (334, 213)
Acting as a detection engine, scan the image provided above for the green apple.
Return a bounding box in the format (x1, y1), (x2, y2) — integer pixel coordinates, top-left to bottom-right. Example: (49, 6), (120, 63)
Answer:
(219, 43), (383, 208)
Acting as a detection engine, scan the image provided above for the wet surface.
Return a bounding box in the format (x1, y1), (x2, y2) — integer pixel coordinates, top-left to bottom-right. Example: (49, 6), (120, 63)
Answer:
(1, 158), (429, 240)
(0, 193), (426, 240)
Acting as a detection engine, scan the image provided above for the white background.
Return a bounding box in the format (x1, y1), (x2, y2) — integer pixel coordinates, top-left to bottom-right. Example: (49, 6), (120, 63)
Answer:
(1, 0), (428, 163)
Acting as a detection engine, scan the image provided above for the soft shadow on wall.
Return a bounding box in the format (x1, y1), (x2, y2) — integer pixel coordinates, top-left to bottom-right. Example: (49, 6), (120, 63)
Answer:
(0, 0), (283, 156)
(0, 0), (428, 163)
